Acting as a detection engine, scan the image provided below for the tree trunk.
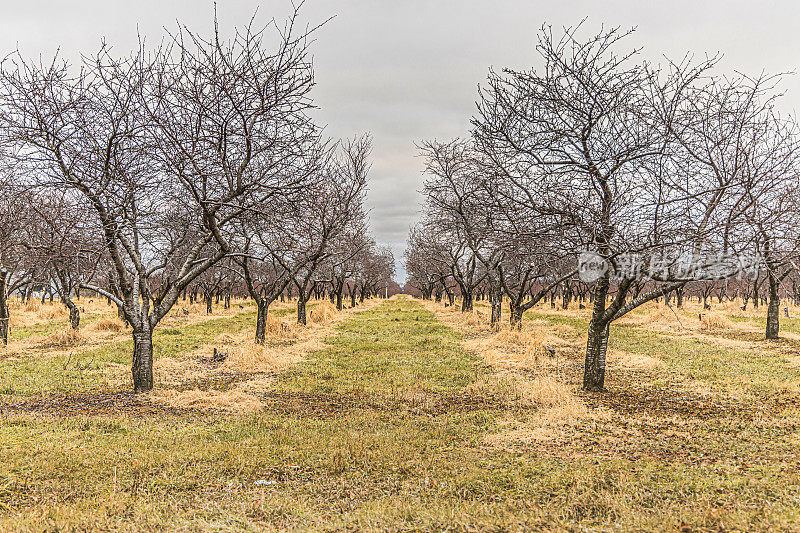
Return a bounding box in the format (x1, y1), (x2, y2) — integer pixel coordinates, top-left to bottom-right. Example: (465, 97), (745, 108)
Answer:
(132, 328), (154, 393)
(255, 299), (269, 344)
(676, 288), (684, 308)
(461, 291), (473, 312)
(766, 269), (780, 340)
(583, 277), (610, 391)
(336, 290), (343, 311)
(753, 276), (760, 309)
(297, 294), (307, 325)
(509, 303), (523, 330)
(0, 272), (8, 346)
(67, 301), (80, 330)
(205, 293), (213, 315)
(490, 285), (502, 329)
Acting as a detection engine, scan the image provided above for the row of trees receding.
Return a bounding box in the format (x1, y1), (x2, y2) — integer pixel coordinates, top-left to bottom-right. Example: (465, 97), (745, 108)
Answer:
(406, 24), (800, 391)
(0, 9), (396, 393)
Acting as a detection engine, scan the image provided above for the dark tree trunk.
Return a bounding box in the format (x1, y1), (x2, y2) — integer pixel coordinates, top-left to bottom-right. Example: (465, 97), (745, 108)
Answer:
(66, 301), (80, 330)
(583, 277), (610, 392)
(490, 284), (502, 328)
(255, 299), (269, 344)
(0, 272), (8, 346)
(509, 303), (523, 330)
(766, 269), (780, 340)
(753, 276), (760, 309)
(205, 293), (213, 315)
(461, 291), (473, 312)
(297, 293), (307, 325)
(336, 290), (343, 311)
(224, 293), (231, 309)
(350, 289), (357, 308)
(132, 328), (154, 393)
(676, 288), (684, 308)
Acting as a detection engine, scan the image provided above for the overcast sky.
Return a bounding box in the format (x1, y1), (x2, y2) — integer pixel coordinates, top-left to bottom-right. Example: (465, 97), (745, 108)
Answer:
(2, 1), (800, 282)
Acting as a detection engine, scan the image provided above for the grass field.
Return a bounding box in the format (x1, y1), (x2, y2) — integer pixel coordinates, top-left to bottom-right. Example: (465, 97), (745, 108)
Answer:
(1, 295), (799, 531)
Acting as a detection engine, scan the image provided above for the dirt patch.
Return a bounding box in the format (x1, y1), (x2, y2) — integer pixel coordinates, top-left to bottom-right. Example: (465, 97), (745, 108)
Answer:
(0, 391), (193, 417)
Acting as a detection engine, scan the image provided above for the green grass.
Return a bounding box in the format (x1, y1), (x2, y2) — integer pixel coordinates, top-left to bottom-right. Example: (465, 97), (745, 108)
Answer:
(0, 297), (799, 531)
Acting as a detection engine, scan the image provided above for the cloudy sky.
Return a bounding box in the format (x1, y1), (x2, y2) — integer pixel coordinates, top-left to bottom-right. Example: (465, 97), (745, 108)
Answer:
(2, 1), (800, 282)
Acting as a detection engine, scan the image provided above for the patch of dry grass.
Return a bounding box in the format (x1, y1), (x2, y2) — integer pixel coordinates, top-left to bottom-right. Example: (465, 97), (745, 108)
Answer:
(150, 388), (263, 413)
(700, 311), (736, 330)
(86, 317), (125, 333)
(606, 349), (664, 371)
(39, 327), (88, 348)
(309, 300), (339, 324)
(421, 298), (592, 446)
(264, 313), (301, 339)
(464, 328), (568, 370)
(223, 342), (304, 373)
(469, 371), (583, 409)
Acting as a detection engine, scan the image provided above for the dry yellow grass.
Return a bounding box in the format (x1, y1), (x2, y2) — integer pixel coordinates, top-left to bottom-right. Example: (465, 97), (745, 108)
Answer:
(223, 342), (303, 373)
(150, 388), (263, 414)
(147, 357), (213, 389)
(421, 298), (591, 445)
(86, 317), (125, 333)
(39, 327), (88, 348)
(309, 300), (339, 324)
(464, 328), (567, 370)
(468, 372), (582, 409)
(264, 313), (300, 339)
(38, 305), (67, 321)
(606, 349), (664, 370)
(475, 372), (592, 445)
(700, 312), (736, 330)
(22, 299), (42, 313)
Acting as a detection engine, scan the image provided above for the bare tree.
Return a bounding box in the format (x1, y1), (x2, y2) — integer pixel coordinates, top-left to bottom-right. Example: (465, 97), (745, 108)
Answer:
(23, 192), (104, 329)
(255, 136), (370, 324)
(469, 24), (785, 391)
(0, 175), (34, 344)
(0, 9), (319, 391)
